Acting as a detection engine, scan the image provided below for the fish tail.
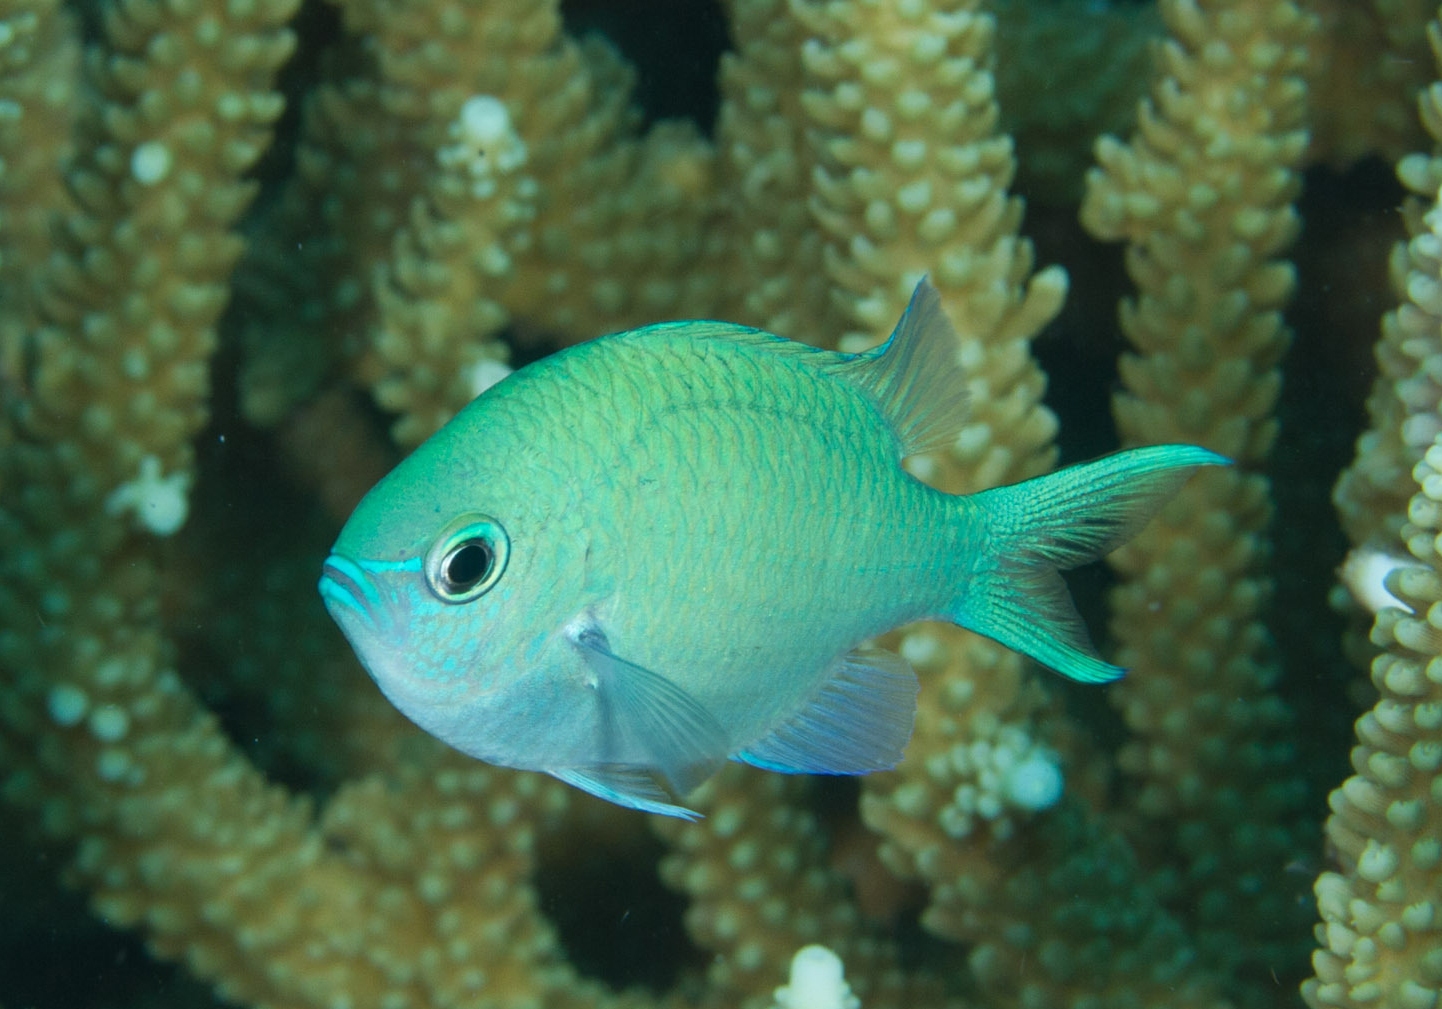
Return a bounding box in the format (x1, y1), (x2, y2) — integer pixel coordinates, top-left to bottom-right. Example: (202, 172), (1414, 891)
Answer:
(954, 445), (1227, 683)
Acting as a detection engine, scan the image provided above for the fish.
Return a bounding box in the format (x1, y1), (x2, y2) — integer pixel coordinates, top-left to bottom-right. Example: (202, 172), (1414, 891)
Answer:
(319, 279), (1224, 819)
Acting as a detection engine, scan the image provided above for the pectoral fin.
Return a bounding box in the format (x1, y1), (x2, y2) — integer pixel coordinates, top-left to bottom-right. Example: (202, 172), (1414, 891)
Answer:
(736, 647), (918, 775)
(573, 627), (730, 797)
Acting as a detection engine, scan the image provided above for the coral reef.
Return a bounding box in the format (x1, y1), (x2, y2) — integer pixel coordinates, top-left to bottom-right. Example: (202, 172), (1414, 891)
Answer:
(1081, 0), (1315, 980)
(0, 0), (1435, 1007)
(1306, 17), (1442, 1008)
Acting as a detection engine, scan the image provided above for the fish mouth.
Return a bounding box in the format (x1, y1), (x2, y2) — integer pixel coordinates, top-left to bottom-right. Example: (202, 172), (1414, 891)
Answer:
(319, 554), (378, 628)
(319, 553), (415, 654)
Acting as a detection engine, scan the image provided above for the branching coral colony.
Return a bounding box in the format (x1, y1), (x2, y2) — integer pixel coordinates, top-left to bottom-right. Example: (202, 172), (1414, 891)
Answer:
(0, 1), (1438, 1008)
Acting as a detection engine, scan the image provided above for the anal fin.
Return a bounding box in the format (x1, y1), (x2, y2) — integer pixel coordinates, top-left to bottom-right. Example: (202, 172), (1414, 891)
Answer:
(736, 648), (918, 775)
(551, 766), (702, 820)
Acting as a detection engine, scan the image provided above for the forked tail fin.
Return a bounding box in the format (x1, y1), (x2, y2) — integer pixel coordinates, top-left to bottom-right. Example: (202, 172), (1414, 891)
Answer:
(956, 445), (1227, 683)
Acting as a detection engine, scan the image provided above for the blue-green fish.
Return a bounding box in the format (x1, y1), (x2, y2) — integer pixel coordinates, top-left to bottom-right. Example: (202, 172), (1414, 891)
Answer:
(320, 280), (1222, 818)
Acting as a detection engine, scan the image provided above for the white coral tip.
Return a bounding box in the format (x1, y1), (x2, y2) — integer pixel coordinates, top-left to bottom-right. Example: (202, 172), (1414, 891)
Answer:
(105, 455), (191, 536)
(773, 945), (859, 1009)
(465, 358), (514, 399)
(1002, 751), (1064, 811)
(1341, 547), (1416, 615)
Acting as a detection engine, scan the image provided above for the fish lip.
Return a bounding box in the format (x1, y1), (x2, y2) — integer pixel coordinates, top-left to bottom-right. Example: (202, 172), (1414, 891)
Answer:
(319, 554), (375, 625)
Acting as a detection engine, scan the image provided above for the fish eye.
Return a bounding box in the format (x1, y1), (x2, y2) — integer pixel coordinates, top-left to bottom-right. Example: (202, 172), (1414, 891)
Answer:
(424, 514), (509, 603)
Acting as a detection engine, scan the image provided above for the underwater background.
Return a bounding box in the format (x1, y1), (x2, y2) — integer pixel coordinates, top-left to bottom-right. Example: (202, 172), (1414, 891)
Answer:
(0, 0), (1424, 1006)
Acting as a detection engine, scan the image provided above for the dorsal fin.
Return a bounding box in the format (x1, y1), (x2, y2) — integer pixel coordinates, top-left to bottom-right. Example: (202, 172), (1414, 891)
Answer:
(826, 278), (969, 456)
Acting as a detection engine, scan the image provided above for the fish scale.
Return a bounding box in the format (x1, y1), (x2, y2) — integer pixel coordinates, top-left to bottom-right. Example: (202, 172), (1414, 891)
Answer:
(591, 348), (941, 728)
(321, 279), (1225, 818)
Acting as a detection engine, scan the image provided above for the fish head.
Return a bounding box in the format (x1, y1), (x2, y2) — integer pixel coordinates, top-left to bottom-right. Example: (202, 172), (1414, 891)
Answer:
(319, 416), (583, 765)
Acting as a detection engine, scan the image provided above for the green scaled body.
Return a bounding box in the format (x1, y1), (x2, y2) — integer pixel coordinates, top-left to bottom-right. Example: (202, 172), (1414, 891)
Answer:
(320, 280), (1224, 818)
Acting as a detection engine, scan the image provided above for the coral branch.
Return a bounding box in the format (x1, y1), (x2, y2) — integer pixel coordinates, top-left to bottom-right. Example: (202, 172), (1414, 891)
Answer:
(1081, 0), (1316, 989)
(0, 0), (1429, 1006)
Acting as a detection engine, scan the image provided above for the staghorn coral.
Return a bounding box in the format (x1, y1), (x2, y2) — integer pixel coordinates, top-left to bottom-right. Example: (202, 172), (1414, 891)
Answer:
(0, 0), (1433, 1008)
(1306, 13), (1442, 1008)
(1080, 0), (1317, 987)
(1333, 14), (1442, 559)
(1306, 438), (1442, 1007)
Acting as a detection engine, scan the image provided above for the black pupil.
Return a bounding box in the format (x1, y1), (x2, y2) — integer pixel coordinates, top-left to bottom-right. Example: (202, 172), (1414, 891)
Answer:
(444, 541), (492, 591)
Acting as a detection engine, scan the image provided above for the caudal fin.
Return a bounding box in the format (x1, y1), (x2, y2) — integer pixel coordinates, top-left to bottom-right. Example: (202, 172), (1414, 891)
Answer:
(956, 445), (1227, 683)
